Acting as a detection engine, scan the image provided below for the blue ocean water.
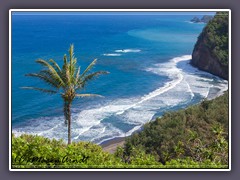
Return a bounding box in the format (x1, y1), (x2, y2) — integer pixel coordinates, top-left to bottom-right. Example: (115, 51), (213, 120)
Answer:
(12, 13), (228, 144)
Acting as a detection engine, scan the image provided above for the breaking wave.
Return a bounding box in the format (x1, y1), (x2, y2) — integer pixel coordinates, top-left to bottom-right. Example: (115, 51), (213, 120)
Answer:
(115, 49), (141, 53)
(103, 53), (122, 56)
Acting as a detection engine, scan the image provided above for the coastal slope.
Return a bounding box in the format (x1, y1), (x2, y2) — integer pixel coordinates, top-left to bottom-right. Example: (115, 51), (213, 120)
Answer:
(122, 91), (228, 165)
(191, 12), (229, 80)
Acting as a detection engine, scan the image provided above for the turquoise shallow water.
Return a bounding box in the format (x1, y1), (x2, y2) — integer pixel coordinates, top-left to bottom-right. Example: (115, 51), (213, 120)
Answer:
(11, 12), (228, 144)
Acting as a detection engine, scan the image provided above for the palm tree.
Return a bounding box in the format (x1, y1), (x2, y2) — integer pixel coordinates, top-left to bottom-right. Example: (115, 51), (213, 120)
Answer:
(22, 44), (109, 144)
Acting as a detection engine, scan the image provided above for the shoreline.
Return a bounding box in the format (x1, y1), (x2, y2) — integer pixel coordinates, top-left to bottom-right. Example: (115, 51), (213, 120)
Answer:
(101, 88), (228, 154)
(100, 136), (126, 154)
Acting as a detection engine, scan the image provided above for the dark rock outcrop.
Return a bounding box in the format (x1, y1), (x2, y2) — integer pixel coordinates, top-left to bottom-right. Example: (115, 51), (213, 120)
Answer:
(191, 12), (229, 80)
(200, 15), (213, 23)
(191, 17), (201, 23)
(190, 15), (213, 23)
(191, 40), (228, 80)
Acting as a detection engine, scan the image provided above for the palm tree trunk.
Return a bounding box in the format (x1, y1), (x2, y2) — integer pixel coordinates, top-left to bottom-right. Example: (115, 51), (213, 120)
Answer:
(64, 100), (68, 125)
(67, 101), (72, 145)
(63, 98), (72, 145)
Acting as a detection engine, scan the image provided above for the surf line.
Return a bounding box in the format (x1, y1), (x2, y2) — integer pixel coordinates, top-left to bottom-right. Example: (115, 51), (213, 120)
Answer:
(115, 55), (191, 115)
(116, 73), (184, 115)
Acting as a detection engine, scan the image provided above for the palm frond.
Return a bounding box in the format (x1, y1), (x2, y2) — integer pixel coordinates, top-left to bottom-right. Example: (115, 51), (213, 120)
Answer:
(61, 55), (68, 85)
(65, 66), (71, 86)
(69, 44), (74, 64)
(68, 44), (77, 79)
(21, 87), (57, 94)
(62, 54), (76, 86)
(75, 67), (81, 84)
(69, 57), (77, 84)
(75, 94), (103, 98)
(80, 59), (97, 79)
(25, 73), (61, 89)
(77, 71), (109, 89)
(63, 54), (68, 64)
(36, 59), (65, 86)
(49, 59), (61, 73)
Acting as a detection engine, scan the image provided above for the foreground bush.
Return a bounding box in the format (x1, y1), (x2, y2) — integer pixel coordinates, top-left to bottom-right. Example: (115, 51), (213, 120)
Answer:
(12, 133), (227, 169)
(12, 134), (164, 169)
(12, 134), (122, 168)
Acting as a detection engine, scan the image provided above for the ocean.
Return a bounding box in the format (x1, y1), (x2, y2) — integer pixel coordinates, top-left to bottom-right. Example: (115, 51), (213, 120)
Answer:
(11, 12), (228, 144)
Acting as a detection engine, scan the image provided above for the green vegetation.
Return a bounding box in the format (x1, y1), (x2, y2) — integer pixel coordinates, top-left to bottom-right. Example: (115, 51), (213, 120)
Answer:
(122, 91), (228, 167)
(12, 134), (121, 168)
(22, 45), (108, 144)
(197, 12), (229, 66)
(12, 134), (226, 169)
(12, 133), (165, 168)
(12, 92), (228, 169)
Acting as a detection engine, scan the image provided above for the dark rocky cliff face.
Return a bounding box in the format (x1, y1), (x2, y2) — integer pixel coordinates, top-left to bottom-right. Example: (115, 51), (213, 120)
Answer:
(191, 12), (229, 80)
(191, 38), (228, 80)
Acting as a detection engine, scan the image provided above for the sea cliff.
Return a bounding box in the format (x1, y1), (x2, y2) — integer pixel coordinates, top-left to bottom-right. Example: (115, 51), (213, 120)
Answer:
(191, 12), (229, 80)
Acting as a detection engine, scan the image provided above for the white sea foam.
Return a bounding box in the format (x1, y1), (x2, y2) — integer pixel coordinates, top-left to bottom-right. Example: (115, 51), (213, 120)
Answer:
(146, 55), (228, 99)
(120, 109), (154, 125)
(185, 80), (195, 99)
(185, 21), (194, 24)
(13, 54), (228, 144)
(12, 116), (66, 140)
(185, 21), (205, 24)
(103, 53), (121, 56)
(115, 49), (141, 53)
(102, 49), (141, 58)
